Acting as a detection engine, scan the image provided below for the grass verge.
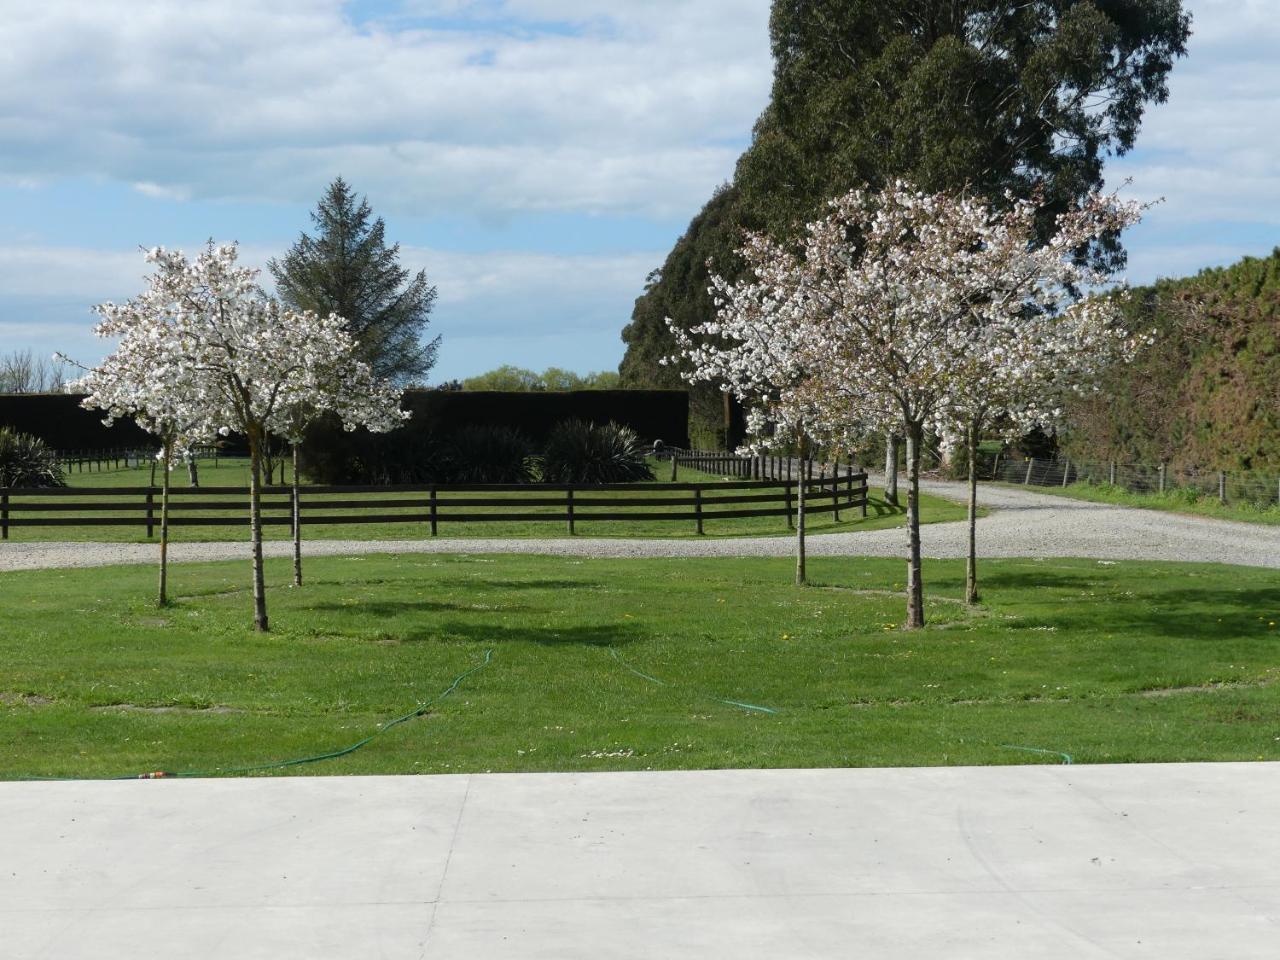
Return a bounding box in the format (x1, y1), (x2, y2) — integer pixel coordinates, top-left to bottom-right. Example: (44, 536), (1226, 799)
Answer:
(996, 479), (1280, 525)
(2, 554), (1277, 779)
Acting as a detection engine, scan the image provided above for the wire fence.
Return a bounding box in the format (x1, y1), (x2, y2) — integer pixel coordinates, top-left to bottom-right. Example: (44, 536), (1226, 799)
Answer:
(988, 455), (1280, 508)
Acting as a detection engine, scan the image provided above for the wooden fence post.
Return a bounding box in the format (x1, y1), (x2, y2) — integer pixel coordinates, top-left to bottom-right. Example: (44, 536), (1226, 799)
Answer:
(1, 492), (8, 540)
(694, 486), (704, 535)
(1158, 463), (1166, 494)
(832, 459), (841, 522)
(567, 487), (576, 535)
(429, 485), (438, 536)
(145, 489), (155, 539)
(785, 481), (794, 530)
(1062, 460), (1071, 488)
(1218, 471), (1227, 504)
(1109, 461), (1117, 486)
(1024, 459), (1034, 485)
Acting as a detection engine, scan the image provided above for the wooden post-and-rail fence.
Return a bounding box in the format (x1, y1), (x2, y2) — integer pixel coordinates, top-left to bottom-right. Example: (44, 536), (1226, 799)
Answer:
(0, 475), (870, 540)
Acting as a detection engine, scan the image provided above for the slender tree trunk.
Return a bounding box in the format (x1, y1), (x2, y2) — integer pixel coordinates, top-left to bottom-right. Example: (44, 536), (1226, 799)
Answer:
(186, 454), (199, 487)
(965, 420), (980, 606)
(248, 431), (269, 632)
(158, 442), (171, 607)
(292, 442), (302, 588)
(885, 433), (900, 505)
(796, 436), (807, 585)
(905, 423), (925, 629)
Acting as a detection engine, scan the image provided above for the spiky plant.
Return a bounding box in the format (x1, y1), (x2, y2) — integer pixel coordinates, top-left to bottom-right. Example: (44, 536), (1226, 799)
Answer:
(540, 420), (655, 484)
(0, 428), (66, 487)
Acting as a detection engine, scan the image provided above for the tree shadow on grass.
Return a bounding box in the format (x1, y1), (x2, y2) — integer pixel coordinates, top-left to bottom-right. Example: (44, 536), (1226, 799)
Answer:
(976, 570), (1105, 592)
(434, 578), (608, 593)
(1005, 585), (1280, 643)
(864, 497), (907, 519)
(400, 619), (639, 648)
(305, 599), (533, 618)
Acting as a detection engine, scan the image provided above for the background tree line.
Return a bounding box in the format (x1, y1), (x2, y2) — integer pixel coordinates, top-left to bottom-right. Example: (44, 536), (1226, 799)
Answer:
(0, 350), (68, 394)
(444, 365), (621, 392)
(1064, 249), (1280, 472)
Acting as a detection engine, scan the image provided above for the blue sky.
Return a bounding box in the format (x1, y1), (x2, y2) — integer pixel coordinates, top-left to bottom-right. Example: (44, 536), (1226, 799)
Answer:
(1, 0), (1276, 383)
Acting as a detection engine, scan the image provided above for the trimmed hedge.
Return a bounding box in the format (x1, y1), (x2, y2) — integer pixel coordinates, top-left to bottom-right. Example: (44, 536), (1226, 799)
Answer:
(0, 393), (155, 451)
(0, 389), (689, 456)
(397, 389), (688, 445)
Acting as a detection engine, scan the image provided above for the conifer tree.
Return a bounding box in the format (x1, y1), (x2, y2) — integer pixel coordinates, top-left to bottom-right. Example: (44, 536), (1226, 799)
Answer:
(271, 178), (440, 384)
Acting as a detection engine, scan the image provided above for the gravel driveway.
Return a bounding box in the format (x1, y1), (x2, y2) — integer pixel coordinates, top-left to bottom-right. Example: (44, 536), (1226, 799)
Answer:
(1, 479), (1276, 571)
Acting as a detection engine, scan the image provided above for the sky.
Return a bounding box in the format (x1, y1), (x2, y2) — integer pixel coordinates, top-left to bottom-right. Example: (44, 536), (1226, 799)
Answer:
(1, 0), (1276, 383)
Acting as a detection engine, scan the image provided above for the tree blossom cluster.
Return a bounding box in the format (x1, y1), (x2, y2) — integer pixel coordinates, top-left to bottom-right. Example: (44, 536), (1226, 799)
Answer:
(72, 243), (406, 455)
(671, 183), (1144, 455)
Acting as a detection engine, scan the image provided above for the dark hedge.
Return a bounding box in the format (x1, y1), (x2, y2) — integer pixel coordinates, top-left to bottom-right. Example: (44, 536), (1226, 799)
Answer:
(0, 389), (688, 454)
(0, 393), (156, 451)
(395, 389), (688, 446)
(300, 390), (688, 484)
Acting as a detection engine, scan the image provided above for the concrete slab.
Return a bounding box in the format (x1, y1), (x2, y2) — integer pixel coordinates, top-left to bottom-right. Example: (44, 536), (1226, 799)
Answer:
(2, 764), (1278, 958)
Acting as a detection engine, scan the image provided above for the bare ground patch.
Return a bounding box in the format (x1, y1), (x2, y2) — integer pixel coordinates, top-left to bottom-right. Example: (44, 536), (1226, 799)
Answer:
(92, 703), (245, 715)
(0, 692), (52, 706)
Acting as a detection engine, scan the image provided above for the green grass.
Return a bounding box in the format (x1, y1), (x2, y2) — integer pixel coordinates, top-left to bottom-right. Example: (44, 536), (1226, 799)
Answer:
(3, 554), (1278, 780)
(6, 458), (969, 542)
(999, 479), (1280, 526)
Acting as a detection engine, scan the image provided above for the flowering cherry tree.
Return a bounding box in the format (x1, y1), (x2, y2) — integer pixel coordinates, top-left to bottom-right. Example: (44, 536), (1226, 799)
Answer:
(61, 330), (209, 607)
(797, 184), (1143, 626)
(78, 243), (406, 631)
(269, 348), (406, 588)
(923, 191), (1145, 605)
(665, 231), (844, 584)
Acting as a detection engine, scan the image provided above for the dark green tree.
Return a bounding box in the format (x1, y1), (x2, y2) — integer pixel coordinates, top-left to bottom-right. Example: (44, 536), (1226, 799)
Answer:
(620, 0), (1191, 422)
(270, 178), (440, 384)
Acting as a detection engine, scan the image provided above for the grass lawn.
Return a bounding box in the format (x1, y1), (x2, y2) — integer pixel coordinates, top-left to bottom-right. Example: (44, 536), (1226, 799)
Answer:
(996, 479), (1280, 526)
(2, 553), (1278, 780)
(6, 458), (970, 541)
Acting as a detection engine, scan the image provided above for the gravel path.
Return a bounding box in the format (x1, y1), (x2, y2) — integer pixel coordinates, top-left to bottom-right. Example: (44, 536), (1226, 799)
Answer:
(1, 479), (1276, 571)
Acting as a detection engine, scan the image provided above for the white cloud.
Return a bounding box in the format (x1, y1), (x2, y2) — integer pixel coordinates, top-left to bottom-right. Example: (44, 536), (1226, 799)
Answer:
(0, 241), (658, 377)
(0, 0), (771, 220)
(1110, 0), (1280, 256)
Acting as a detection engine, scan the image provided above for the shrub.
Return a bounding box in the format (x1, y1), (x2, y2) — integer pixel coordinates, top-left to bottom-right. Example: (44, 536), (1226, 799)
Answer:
(0, 427), (66, 487)
(301, 421), (449, 485)
(445, 425), (536, 484)
(540, 420), (655, 484)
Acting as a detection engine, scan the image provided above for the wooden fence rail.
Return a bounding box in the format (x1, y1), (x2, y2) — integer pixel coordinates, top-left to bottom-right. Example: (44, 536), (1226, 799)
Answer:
(0, 474), (870, 539)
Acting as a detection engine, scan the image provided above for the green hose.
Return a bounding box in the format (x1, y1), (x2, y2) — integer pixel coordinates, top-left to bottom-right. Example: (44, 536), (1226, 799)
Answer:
(1000, 744), (1074, 765)
(28, 649), (494, 781)
(609, 648), (778, 715)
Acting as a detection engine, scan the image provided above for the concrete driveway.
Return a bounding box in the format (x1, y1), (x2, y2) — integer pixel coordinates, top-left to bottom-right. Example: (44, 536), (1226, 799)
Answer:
(3, 763), (1278, 958)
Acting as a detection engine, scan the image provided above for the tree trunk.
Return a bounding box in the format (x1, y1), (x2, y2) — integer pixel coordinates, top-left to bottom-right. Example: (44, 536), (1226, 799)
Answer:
(186, 454), (199, 488)
(965, 420), (980, 606)
(292, 442), (302, 588)
(885, 433), (900, 505)
(905, 423), (925, 629)
(248, 431), (269, 632)
(795, 436), (807, 585)
(158, 442), (171, 607)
